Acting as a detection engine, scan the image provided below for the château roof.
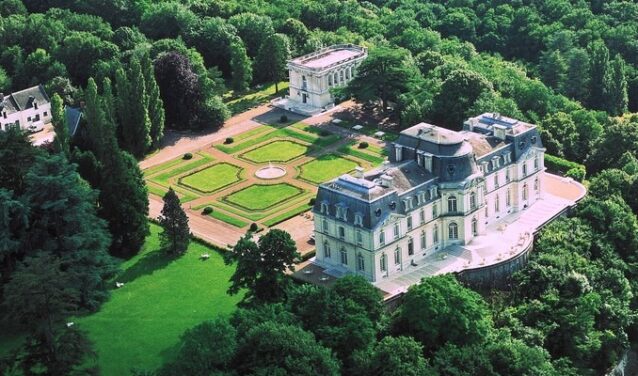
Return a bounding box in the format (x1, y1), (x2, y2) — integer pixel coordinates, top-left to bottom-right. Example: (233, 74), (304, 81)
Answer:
(0, 85), (50, 116)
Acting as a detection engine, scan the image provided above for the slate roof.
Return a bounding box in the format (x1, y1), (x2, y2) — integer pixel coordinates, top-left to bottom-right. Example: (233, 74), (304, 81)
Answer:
(65, 106), (82, 136)
(0, 85), (50, 115)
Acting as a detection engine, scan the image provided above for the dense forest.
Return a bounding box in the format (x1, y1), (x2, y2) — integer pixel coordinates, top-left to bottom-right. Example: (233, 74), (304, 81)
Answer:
(1, 0), (638, 375)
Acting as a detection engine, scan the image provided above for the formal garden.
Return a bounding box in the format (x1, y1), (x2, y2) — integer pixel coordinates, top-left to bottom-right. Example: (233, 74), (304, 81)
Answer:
(143, 121), (388, 230)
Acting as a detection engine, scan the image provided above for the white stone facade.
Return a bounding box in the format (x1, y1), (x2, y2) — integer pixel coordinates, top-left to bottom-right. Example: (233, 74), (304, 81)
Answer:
(0, 85), (52, 131)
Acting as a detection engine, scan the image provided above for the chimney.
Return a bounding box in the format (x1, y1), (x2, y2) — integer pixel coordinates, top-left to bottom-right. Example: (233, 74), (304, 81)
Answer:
(354, 166), (364, 178)
(380, 174), (393, 188)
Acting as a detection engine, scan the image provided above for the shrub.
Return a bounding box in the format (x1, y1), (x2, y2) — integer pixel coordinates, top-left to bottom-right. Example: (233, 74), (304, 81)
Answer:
(202, 206), (213, 215)
(224, 137), (234, 144)
(183, 153), (193, 160)
(319, 130), (332, 137)
(358, 141), (369, 149)
(309, 198), (316, 205)
(544, 154), (586, 181)
(249, 222), (258, 232)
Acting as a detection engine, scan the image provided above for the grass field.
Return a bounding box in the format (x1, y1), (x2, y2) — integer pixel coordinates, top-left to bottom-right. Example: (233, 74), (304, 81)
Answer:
(149, 154), (215, 187)
(225, 81), (289, 115)
(75, 225), (241, 375)
(225, 183), (303, 211)
(179, 163), (242, 193)
(208, 209), (249, 228)
(339, 145), (386, 165)
(242, 140), (308, 163)
(263, 203), (313, 227)
(299, 154), (359, 184)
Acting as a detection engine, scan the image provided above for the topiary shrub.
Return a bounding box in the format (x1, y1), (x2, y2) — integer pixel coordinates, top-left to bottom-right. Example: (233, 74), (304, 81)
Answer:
(202, 206), (213, 215)
(358, 141), (369, 149)
(279, 114), (288, 123)
(183, 153), (193, 160)
(309, 198), (316, 205)
(249, 222), (258, 232)
(224, 137), (234, 144)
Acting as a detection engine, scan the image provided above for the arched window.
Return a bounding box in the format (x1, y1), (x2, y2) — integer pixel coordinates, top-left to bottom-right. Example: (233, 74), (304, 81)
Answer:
(448, 222), (459, 239)
(495, 194), (500, 212)
(448, 195), (457, 213)
(472, 218), (478, 236)
(470, 192), (477, 210)
(340, 248), (348, 265)
(380, 253), (387, 272)
(323, 241), (331, 259)
(357, 253), (364, 271)
(523, 183), (528, 200)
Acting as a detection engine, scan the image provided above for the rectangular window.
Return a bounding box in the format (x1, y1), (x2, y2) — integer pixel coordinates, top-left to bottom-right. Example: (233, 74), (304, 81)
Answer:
(380, 255), (386, 272)
(357, 255), (364, 271)
(408, 239), (414, 256)
(433, 226), (439, 243)
(420, 232), (426, 249)
(394, 248), (400, 265)
(338, 226), (345, 239)
(394, 223), (400, 240)
(506, 189), (511, 206)
(534, 157), (539, 170)
(433, 204), (438, 218)
(379, 230), (385, 246)
(506, 168), (510, 182)
(356, 231), (363, 246)
(340, 249), (348, 265)
(494, 174), (499, 188)
(419, 209), (425, 225)
(27, 116), (31, 122)
(323, 219), (328, 233)
(407, 216), (413, 231)
(523, 163), (527, 177)
(324, 242), (331, 258)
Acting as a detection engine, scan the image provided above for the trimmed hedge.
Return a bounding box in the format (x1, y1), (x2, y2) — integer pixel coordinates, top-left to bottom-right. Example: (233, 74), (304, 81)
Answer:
(544, 154), (586, 181)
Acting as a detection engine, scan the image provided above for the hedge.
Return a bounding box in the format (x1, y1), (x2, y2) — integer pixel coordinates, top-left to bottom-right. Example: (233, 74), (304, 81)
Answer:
(544, 154), (586, 181)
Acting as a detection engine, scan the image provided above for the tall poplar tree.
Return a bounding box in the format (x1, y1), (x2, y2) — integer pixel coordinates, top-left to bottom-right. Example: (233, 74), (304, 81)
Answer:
(122, 58), (152, 157)
(50, 93), (70, 157)
(141, 52), (165, 149)
(588, 41), (609, 110)
(230, 40), (252, 92)
(565, 48), (590, 104)
(604, 55), (628, 116)
(159, 188), (190, 256)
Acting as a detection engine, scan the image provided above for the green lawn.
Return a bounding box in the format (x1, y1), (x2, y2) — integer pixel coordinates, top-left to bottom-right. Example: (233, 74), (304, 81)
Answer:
(208, 209), (249, 228)
(149, 154), (215, 187)
(299, 154), (359, 184)
(225, 183), (303, 211)
(225, 81), (289, 115)
(263, 203), (313, 227)
(179, 163), (242, 193)
(75, 225), (242, 375)
(242, 140), (308, 163)
(339, 145), (386, 165)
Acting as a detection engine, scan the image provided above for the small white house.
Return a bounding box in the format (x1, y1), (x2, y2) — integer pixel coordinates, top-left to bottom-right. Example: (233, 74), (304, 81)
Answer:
(0, 85), (52, 131)
(273, 44), (368, 115)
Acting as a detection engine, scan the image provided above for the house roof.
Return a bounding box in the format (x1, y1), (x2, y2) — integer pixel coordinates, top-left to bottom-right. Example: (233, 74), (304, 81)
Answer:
(0, 85), (50, 116)
(65, 106), (82, 136)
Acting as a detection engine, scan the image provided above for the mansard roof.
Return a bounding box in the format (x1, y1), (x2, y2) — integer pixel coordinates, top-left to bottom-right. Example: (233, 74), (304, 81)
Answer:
(0, 85), (50, 115)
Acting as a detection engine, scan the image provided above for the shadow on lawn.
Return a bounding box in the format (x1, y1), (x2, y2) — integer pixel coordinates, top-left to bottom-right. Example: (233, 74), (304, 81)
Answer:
(114, 250), (174, 284)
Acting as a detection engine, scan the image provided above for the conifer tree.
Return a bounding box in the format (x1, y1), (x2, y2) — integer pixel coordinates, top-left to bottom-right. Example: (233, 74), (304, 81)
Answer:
(539, 50), (566, 91)
(114, 67), (130, 142)
(50, 93), (70, 157)
(141, 52), (165, 149)
(159, 187), (190, 256)
(121, 59), (151, 157)
(588, 41), (609, 110)
(604, 55), (628, 116)
(230, 40), (252, 92)
(565, 48), (590, 104)
(101, 77), (117, 134)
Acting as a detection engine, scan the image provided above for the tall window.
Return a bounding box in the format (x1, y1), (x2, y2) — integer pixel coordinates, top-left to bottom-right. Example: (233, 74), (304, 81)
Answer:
(420, 231), (426, 249)
(356, 230), (363, 246)
(328, 75), (333, 86)
(470, 192), (477, 210)
(324, 241), (331, 258)
(420, 209), (425, 224)
(495, 194), (500, 212)
(408, 238), (414, 255)
(340, 248), (348, 265)
(407, 216), (413, 231)
(534, 177), (540, 191)
(522, 163), (527, 177)
(506, 188), (511, 206)
(433, 204), (438, 218)
(380, 254), (387, 272)
(379, 230), (385, 245)
(338, 226), (345, 239)
(448, 195), (457, 213)
(323, 219), (328, 233)
(394, 248), (400, 265)
(534, 156), (539, 170)
(523, 183), (528, 200)
(433, 225), (439, 243)
(357, 254), (364, 271)
(494, 174), (499, 188)
(394, 222), (400, 240)
(506, 168), (510, 182)
(448, 222), (459, 239)
(472, 218), (478, 236)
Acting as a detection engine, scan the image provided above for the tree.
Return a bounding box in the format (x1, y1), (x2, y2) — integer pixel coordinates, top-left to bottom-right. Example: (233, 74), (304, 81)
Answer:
(604, 55), (628, 116)
(565, 48), (590, 104)
(588, 40), (609, 110)
(158, 188), (190, 256)
(53, 31), (119, 85)
(589, 120), (638, 173)
(225, 229), (299, 304)
(141, 52), (165, 149)
(233, 322), (340, 376)
(120, 58), (151, 157)
(0, 125), (42, 194)
(347, 46), (420, 112)
(332, 275), (384, 323)
(230, 40), (252, 92)
(139, 2), (196, 40)
(50, 93), (70, 157)
(158, 318), (236, 376)
(352, 336), (434, 376)
(392, 274), (493, 354)
(433, 69), (493, 129)
(539, 50), (566, 90)
(229, 13), (275, 58)
(254, 33), (290, 93)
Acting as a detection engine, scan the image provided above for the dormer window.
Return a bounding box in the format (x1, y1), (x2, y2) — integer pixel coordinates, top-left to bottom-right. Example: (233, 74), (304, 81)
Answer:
(504, 153), (512, 164)
(354, 213), (363, 226)
(335, 205), (348, 221)
(321, 202), (329, 214)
